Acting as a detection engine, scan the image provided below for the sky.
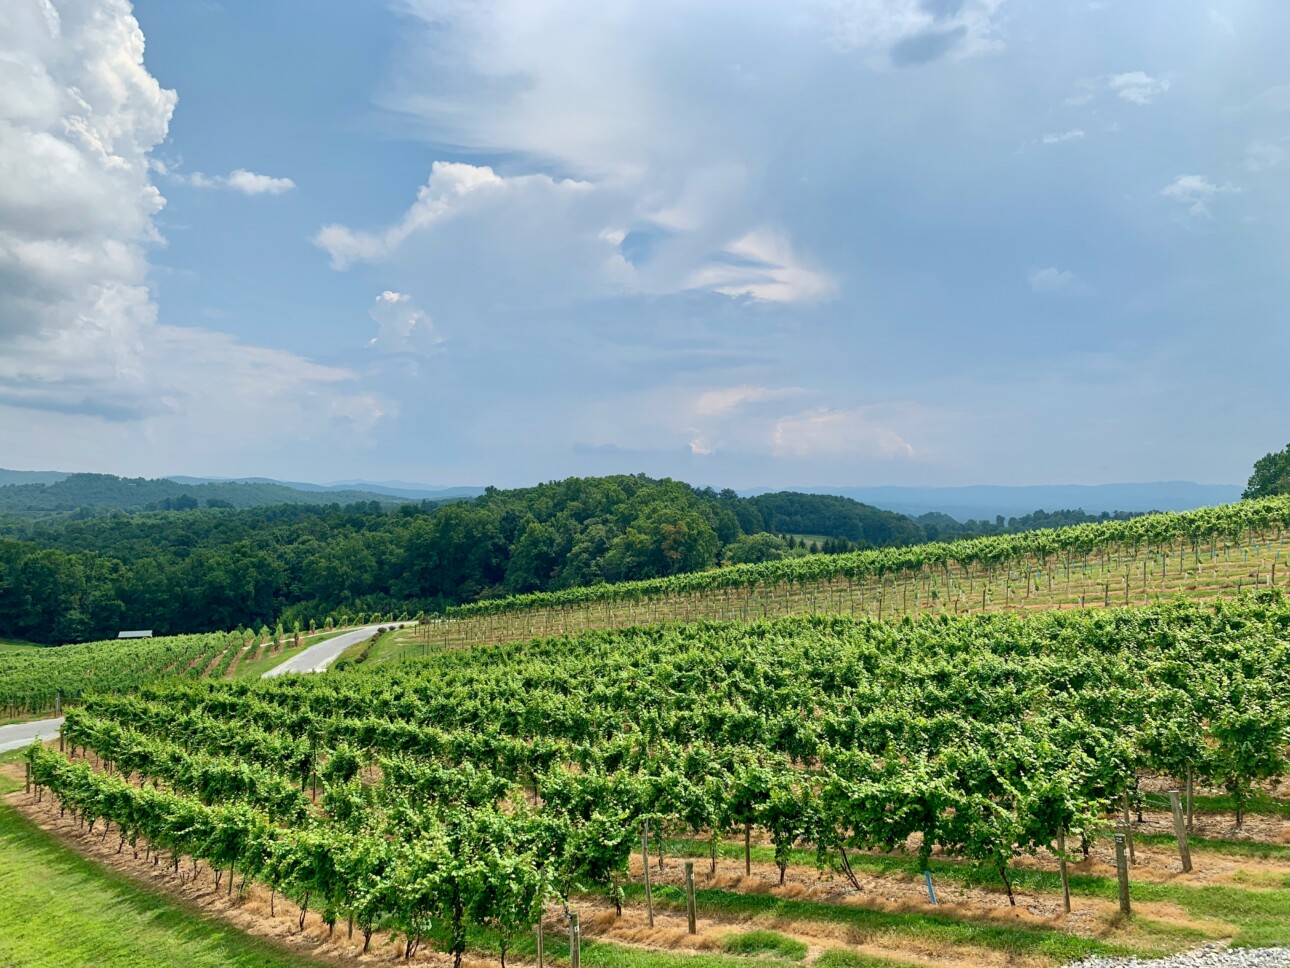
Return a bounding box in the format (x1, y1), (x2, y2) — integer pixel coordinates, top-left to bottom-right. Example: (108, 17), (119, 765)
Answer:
(0, 0), (1286, 490)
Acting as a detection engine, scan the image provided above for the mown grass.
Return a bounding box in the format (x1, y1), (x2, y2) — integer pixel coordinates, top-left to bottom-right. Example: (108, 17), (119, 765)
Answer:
(664, 835), (1290, 950)
(0, 763), (316, 968)
(813, 951), (921, 968)
(333, 625), (441, 669)
(624, 884), (1129, 963)
(422, 918), (806, 968)
(1135, 832), (1290, 861)
(721, 930), (809, 960)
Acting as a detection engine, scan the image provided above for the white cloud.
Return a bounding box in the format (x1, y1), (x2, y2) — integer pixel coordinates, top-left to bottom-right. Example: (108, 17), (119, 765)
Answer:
(1160, 174), (1238, 217)
(224, 169), (296, 195)
(315, 162), (592, 269)
(368, 290), (440, 355)
(166, 166), (296, 195)
(333, 3), (864, 314)
(0, 0), (383, 467)
(318, 163), (835, 305)
(684, 229), (835, 303)
(772, 406), (916, 460)
(1108, 71), (1170, 106)
(688, 436), (713, 456)
(1028, 267), (1083, 293)
(694, 385), (805, 417)
(1041, 129), (1085, 145)
(826, 0), (1006, 65)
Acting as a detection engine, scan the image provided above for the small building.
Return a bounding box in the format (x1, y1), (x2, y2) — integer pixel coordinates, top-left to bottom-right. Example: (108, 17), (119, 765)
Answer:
(117, 630), (153, 639)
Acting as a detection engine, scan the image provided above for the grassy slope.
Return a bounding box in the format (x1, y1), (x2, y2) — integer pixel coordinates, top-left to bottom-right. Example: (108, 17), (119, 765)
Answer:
(0, 762), (315, 968)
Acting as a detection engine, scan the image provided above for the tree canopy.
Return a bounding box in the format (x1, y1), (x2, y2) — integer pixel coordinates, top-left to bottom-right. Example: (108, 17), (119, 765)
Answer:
(1245, 443), (1290, 499)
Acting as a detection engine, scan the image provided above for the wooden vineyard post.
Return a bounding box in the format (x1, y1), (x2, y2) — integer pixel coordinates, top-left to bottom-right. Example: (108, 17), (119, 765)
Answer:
(55, 692), (61, 716)
(685, 861), (697, 934)
(1186, 767), (1194, 833)
(535, 917), (544, 968)
(1114, 834), (1131, 915)
(1056, 829), (1071, 914)
(1121, 792), (1136, 864)
(1169, 791), (1193, 872)
(642, 822), (655, 927)
(24, 759), (30, 795)
(59, 725), (64, 753)
(569, 912), (580, 968)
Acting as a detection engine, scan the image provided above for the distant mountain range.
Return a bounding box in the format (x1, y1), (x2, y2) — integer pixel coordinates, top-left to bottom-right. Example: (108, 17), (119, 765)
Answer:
(767, 482), (1244, 521)
(0, 468), (1241, 522)
(0, 471), (474, 515)
(166, 476), (484, 502)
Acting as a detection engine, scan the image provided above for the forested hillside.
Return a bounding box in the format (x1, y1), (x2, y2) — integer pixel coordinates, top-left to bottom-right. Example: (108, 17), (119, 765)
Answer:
(0, 475), (918, 643)
(0, 471), (1173, 645)
(0, 472), (414, 514)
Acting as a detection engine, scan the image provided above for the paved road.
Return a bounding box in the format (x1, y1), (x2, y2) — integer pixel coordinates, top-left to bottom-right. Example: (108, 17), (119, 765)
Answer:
(0, 624), (408, 748)
(261, 623), (407, 677)
(0, 716), (65, 754)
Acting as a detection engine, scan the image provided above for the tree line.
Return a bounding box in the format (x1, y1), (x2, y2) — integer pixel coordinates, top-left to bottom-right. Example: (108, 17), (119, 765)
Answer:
(0, 471), (1218, 645)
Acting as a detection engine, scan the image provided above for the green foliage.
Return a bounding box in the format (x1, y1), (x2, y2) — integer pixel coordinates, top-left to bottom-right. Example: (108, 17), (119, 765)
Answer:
(0, 471), (410, 515)
(813, 950), (919, 968)
(720, 931), (808, 960)
(26, 595), (1290, 968)
(0, 474), (917, 642)
(1245, 443), (1290, 499)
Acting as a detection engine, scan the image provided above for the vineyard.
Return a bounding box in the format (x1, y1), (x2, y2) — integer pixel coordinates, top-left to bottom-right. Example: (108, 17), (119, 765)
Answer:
(20, 594), (1290, 965)
(412, 498), (1290, 651)
(0, 625), (341, 720)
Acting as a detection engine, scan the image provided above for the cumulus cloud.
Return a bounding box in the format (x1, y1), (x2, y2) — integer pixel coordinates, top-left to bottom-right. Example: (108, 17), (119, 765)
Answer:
(1108, 71), (1170, 106)
(0, 0), (383, 468)
(324, 2), (925, 316)
(1160, 174), (1238, 217)
(224, 169), (295, 195)
(315, 162), (592, 269)
(772, 406), (916, 459)
(368, 290), (440, 355)
(317, 163), (834, 305)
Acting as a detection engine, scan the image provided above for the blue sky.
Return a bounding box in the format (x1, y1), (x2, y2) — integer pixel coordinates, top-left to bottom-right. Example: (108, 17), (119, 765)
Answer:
(1, 0), (1286, 489)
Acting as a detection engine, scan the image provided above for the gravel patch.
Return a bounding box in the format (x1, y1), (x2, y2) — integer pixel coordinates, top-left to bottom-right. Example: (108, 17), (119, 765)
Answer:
(1071, 945), (1290, 968)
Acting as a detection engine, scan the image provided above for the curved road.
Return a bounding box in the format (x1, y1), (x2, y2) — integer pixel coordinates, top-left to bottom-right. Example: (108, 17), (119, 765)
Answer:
(0, 623), (407, 751)
(262, 623), (406, 677)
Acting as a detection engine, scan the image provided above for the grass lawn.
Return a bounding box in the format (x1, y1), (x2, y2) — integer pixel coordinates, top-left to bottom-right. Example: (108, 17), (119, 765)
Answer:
(0, 760), (316, 968)
(662, 835), (1290, 952)
(331, 625), (424, 669)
